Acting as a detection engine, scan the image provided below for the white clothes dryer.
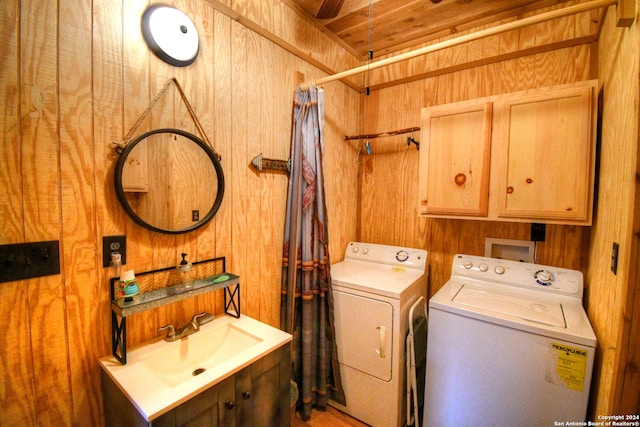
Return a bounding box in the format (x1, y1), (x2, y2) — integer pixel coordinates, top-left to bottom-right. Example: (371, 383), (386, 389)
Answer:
(423, 254), (597, 426)
(330, 242), (428, 427)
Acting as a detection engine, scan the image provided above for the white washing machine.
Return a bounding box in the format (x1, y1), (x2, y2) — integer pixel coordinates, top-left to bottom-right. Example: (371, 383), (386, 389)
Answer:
(424, 254), (597, 426)
(330, 242), (428, 427)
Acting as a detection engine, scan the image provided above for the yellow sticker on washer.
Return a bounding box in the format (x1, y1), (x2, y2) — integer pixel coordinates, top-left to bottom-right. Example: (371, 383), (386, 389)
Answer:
(551, 342), (588, 392)
(391, 266), (406, 273)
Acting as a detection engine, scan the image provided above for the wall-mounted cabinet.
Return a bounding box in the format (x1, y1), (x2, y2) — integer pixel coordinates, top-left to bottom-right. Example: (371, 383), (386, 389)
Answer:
(419, 101), (493, 216)
(418, 80), (598, 225)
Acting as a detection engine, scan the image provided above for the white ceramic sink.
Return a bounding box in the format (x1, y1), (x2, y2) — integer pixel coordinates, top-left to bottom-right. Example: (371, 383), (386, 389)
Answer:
(141, 321), (263, 387)
(99, 314), (291, 421)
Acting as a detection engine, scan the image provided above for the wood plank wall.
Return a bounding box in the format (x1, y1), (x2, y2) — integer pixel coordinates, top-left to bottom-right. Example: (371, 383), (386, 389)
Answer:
(0, 0), (359, 425)
(358, 1), (640, 420)
(1, 0), (638, 425)
(590, 4), (640, 417)
(360, 48), (593, 295)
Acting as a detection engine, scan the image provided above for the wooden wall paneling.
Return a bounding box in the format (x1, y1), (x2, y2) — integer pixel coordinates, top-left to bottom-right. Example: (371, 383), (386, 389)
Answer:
(243, 29), (266, 320)
(0, 281), (35, 425)
(92, 4), (126, 424)
(58, 0), (105, 424)
(189, 0), (216, 257)
(212, 10), (233, 316)
(93, 0), (126, 239)
(225, 0), (361, 89)
(588, 4), (640, 416)
(0, 0), (21, 244)
(245, 29), (264, 320)
(619, 230), (640, 413)
(0, 2), (37, 424)
(366, 4), (601, 91)
(187, 0), (219, 318)
(2, 0), (367, 425)
(122, 0), (173, 346)
(165, 0), (207, 330)
(359, 81), (424, 248)
(257, 40), (286, 328)
(323, 80), (365, 264)
(231, 21), (252, 318)
(122, 0), (154, 277)
(20, 0), (73, 424)
(257, 43), (274, 326)
(361, 44), (595, 302)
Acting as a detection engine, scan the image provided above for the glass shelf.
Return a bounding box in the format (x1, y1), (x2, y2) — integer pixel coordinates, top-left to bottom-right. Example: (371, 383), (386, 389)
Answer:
(110, 262), (241, 364)
(112, 273), (239, 317)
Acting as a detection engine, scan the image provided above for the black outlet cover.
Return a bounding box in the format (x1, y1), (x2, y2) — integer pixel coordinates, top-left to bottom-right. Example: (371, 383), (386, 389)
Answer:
(531, 223), (546, 242)
(102, 235), (127, 268)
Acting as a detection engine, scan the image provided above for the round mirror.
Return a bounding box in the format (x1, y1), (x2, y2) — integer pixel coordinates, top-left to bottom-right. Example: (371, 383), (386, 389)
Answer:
(114, 128), (224, 234)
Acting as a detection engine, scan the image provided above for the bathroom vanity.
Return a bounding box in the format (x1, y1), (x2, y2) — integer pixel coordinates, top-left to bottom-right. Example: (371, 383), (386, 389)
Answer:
(100, 314), (292, 426)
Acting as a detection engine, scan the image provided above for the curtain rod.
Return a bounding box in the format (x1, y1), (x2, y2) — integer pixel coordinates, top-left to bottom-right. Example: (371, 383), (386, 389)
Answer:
(344, 127), (420, 141)
(301, 0), (617, 89)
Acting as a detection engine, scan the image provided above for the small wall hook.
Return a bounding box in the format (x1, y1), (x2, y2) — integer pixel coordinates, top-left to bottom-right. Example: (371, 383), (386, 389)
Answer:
(407, 137), (420, 150)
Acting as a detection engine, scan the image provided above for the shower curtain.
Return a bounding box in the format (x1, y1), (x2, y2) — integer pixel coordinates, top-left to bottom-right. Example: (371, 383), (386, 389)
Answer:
(281, 85), (345, 420)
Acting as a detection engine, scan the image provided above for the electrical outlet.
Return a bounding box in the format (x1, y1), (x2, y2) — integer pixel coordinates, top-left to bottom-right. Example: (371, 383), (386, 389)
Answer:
(611, 242), (619, 275)
(102, 235), (126, 268)
(531, 223), (546, 242)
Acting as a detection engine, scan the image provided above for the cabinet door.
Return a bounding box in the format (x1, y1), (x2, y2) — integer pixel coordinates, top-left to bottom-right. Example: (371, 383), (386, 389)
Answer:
(494, 84), (595, 221)
(419, 101), (493, 216)
(152, 376), (234, 427)
(237, 349), (284, 427)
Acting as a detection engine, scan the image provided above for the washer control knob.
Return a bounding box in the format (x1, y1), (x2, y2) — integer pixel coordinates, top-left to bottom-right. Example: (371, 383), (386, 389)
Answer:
(535, 270), (554, 286)
(396, 250), (409, 262)
(494, 265), (506, 275)
(351, 246), (359, 253)
(478, 263), (489, 272)
(463, 261), (473, 269)
(361, 248), (369, 255)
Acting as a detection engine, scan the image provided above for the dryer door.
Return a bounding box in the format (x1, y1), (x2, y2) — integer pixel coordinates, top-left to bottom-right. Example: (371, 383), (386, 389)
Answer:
(333, 289), (393, 381)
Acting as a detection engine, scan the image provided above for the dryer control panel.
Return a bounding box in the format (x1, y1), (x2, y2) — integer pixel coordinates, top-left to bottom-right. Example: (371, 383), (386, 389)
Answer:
(451, 254), (583, 298)
(344, 242), (427, 270)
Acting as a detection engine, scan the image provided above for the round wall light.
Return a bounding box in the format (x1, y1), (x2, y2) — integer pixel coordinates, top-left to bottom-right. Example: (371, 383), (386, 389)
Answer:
(141, 5), (199, 67)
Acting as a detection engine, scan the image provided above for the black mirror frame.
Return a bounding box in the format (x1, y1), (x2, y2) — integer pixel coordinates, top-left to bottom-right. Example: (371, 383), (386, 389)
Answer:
(114, 128), (224, 234)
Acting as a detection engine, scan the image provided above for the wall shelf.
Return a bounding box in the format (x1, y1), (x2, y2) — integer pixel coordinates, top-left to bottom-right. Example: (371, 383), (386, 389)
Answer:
(111, 273), (239, 317)
(110, 257), (241, 364)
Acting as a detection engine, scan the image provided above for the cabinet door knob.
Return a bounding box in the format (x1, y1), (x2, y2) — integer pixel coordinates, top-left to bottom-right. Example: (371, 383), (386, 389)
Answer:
(242, 391), (252, 400)
(225, 401), (235, 410)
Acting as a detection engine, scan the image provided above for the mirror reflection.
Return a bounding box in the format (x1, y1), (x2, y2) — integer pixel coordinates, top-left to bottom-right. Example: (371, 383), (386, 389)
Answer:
(115, 129), (224, 234)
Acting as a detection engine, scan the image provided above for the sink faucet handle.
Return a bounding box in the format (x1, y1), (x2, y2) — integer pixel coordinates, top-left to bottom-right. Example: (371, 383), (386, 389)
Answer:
(192, 311), (214, 326)
(158, 324), (176, 338)
(192, 312), (207, 323)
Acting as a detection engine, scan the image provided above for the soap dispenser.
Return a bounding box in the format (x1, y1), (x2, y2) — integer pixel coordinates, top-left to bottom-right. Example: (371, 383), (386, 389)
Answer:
(175, 252), (195, 284)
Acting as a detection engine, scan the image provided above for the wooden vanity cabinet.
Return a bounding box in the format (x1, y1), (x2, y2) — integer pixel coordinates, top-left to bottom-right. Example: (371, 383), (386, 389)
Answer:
(102, 344), (291, 427)
(418, 80), (597, 225)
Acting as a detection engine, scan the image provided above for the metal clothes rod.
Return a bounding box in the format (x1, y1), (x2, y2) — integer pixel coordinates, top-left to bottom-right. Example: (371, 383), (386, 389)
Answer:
(301, 0), (617, 89)
(344, 127), (420, 141)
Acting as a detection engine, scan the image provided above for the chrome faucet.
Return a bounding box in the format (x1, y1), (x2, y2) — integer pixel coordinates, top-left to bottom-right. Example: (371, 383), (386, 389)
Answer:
(158, 312), (214, 341)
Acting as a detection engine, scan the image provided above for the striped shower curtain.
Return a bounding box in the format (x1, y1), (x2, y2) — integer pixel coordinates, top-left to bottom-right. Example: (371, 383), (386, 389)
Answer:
(281, 85), (345, 421)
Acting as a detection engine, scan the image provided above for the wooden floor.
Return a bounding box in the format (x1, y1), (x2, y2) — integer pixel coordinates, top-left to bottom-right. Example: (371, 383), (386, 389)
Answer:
(291, 406), (370, 427)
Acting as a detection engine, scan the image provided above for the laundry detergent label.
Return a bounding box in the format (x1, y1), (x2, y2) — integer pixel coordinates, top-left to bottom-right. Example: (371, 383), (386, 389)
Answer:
(546, 342), (588, 392)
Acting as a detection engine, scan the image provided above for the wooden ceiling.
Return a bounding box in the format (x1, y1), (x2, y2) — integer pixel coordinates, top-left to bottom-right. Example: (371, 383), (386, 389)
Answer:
(287, 0), (607, 58)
